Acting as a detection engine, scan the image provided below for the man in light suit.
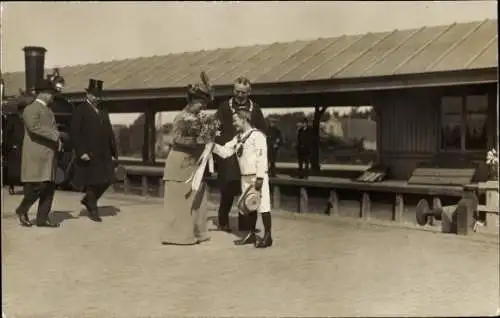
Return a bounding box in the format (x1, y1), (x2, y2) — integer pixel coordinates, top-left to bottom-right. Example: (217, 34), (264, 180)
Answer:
(14, 71), (65, 228)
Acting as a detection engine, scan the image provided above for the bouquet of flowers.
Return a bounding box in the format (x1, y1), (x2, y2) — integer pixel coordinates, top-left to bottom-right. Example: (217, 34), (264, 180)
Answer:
(486, 147), (498, 181)
(177, 113), (203, 138)
(197, 113), (221, 144)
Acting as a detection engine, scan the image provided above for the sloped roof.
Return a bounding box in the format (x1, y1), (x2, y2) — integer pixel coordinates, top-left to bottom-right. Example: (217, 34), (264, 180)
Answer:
(1, 19), (497, 97)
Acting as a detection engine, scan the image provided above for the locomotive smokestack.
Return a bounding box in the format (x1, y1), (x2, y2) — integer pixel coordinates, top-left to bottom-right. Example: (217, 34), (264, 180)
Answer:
(23, 46), (47, 94)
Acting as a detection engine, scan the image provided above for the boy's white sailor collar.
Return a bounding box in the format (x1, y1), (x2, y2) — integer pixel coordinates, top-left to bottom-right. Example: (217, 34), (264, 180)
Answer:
(237, 127), (257, 141)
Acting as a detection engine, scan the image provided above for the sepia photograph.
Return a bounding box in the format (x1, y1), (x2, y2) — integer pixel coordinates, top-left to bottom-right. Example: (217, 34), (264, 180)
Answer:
(1, 1), (499, 317)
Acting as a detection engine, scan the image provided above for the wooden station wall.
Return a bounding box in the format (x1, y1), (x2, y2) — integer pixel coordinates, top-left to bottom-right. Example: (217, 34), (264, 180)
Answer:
(373, 84), (498, 180)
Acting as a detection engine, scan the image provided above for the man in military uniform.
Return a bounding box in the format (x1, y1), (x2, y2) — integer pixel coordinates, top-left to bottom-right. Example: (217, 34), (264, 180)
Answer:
(70, 79), (118, 223)
(266, 117), (282, 177)
(296, 117), (313, 179)
(14, 69), (65, 228)
(214, 76), (267, 232)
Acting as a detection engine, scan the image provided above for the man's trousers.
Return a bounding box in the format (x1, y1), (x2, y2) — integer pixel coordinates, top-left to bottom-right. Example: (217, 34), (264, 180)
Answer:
(83, 183), (110, 212)
(217, 180), (247, 230)
(16, 181), (56, 224)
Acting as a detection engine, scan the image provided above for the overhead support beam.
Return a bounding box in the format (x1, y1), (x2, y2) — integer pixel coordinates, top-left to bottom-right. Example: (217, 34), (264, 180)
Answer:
(62, 68), (497, 104)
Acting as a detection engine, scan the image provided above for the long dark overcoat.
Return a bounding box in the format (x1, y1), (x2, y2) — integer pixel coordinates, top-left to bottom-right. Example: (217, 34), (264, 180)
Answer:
(70, 101), (117, 188)
(214, 98), (267, 185)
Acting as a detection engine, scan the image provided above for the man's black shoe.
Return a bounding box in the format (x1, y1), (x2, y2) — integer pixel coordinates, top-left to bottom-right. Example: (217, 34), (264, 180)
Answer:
(15, 210), (32, 227)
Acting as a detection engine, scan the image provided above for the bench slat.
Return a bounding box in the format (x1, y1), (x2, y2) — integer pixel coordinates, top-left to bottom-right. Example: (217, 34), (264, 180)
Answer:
(411, 168), (476, 177)
(408, 166), (476, 186)
(119, 164), (465, 197)
(408, 176), (473, 185)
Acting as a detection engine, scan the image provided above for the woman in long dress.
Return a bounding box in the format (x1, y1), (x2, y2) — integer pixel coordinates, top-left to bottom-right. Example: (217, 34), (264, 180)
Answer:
(161, 75), (214, 245)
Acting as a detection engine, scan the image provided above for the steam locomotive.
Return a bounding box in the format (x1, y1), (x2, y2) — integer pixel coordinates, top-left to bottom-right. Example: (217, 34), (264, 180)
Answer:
(2, 46), (76, 190)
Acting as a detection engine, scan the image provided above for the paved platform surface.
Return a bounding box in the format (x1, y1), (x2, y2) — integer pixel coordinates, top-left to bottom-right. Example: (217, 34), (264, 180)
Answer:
(2, 188), (499, 317)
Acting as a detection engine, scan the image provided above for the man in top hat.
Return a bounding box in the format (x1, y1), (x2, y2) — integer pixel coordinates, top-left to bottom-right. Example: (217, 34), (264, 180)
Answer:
(214, 76), (267, 233)
(14, 69), (65, 228)
(212, 109), (273, 248)
(70, 79), (118, 222)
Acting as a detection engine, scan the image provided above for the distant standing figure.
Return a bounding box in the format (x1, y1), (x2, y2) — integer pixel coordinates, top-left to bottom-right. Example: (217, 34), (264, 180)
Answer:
(70, 79), (118, 223)
(266, 117), (282, 177)
(296, 118), (313, 179)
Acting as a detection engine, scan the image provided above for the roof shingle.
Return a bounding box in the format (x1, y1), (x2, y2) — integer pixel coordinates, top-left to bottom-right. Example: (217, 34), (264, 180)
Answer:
(1, 19), (497, 96)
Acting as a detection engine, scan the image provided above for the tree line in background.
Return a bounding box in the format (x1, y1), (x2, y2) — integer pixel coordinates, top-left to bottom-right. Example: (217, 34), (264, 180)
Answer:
(113, 107), (378, 164)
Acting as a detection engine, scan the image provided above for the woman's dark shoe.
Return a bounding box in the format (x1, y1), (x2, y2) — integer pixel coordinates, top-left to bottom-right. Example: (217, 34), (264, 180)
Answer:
(234, 232), (257, 245)
(15, 210), (33, 227)
(8, 186), (15, 195)
(255, 233), (273, 248)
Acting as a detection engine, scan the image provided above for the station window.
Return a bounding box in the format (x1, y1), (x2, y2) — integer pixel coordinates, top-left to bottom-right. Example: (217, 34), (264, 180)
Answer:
(440, 94), (488, 151)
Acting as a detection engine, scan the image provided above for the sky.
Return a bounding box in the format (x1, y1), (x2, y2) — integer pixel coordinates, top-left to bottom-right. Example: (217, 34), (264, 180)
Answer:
(1, 1), (497, 125)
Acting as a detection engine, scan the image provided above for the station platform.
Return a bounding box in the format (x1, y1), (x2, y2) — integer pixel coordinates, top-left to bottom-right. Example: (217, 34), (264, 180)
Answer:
(2, 188), (499, 317)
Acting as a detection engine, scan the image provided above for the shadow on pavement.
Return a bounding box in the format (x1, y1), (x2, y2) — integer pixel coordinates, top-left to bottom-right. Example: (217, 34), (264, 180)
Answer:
(207, 215), (261, 240)
(78, 205), (121, 218)
(51, 210), (79, 223)
(27, 210), (78, 224)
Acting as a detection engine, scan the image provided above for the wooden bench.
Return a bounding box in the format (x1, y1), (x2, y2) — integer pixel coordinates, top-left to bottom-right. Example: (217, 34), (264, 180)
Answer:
(118, 165), (165, 197)
(114, 164), (475, 232)
(408, 167), (477, 186)
(116, 158), (371, 179)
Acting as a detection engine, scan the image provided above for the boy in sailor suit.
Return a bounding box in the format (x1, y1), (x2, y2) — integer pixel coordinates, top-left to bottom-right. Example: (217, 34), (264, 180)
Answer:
(212, 109), (273, 248)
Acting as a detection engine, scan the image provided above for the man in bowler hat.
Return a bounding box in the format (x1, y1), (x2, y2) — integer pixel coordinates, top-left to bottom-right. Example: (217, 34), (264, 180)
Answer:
(70, 79), (118, 222)
(214, 76), (267, 235)
(14, 70), (65, 228)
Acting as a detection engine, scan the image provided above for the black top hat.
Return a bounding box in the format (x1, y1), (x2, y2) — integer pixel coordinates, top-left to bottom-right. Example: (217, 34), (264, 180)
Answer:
(86, 79), (104, 96)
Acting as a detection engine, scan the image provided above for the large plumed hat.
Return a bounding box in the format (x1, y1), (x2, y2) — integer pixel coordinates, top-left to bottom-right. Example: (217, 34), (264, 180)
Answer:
(187, 71), (214, 102)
